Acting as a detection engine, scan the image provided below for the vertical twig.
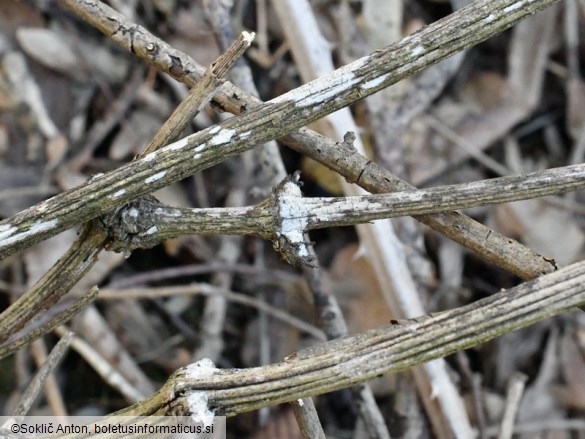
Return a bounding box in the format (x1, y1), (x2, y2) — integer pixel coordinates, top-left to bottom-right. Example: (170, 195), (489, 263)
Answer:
(497, 373), (528, 439)
(291, 398), (326, 439)
(271, 0), (473, 436)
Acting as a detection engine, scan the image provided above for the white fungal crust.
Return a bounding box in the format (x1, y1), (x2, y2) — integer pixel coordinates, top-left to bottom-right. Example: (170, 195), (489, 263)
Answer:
(0, 220), (58, 248)
(112, 189), (126, 198)
(504, 1), (523, 13)
(271, 57), (368, 107)
(272, 172), (316, 267)
(145, 226), (158, 235)
(180, 358), (218, 426)
(411, 45), (424, 57)
(242, 31), (255, 44)
(183, 358), (218, 380)
(361, 74), (389, 90)
(187, 392), (215, 427)
(209, 128), (235, 146)
(144, 171), (167, 184)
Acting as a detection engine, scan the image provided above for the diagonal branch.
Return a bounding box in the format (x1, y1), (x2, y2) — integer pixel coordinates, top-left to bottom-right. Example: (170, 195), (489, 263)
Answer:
(111, 258), (585, 418)
(57, 0), (561, 280)
(0, 0), (561, 263)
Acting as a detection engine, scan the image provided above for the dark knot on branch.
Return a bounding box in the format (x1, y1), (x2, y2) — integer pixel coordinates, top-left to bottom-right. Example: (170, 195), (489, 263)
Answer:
(99, 195), (163, 253)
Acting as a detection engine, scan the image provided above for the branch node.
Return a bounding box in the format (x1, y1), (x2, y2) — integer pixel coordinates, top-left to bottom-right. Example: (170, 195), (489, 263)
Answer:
(271, 171), (317, 268)
(342, 131), (356, 150)
(98, 195), (162, 253)
(168, 358), (218, 424)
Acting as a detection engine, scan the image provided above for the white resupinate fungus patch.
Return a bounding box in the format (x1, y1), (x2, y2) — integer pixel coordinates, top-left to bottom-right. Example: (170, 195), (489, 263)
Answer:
(166, 136), (189, 151)
(272, 57), (367, 108)
(277, 180), (310, 257)
(143, 152), (157, 162)
(193, 143), (206, 159)
(361, 74), (389, 91)
(209, 128), (235, 146)
(0, 220), (58, 248)
(411, 45), (424, 57)
(504, 2), (523, 13)
(0, 224), (17, 241)
(182, 358), (218, 426)
(144, 171), (167, 184)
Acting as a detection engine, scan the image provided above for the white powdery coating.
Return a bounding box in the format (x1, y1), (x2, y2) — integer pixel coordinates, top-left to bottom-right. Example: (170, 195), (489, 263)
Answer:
(242, 30), (255, 44)
(412, 45), (424, 57)
(144, 152), (157, 162)
(198, 210), (222, 218)
(167, 136), (190, 151)
(89, 173), (104, 181)
(315, 198), (384, 221)
(112, 189), (126, 198)
(194, 143), (206, 153)
(406, 322), (420, 333)
(144, 171), (167, 184)
(278, 181), (309, 258)
(145, 226), (158, 235)
(0, 220), (58, 248)
(209, 126), (220, 134)
(193, 153), (202, 160)
(485, 13), (496, 22)
(187, 392), (215, 427)
(298, 71), (360, 108)
(184, 358), (218, 379)
(504, 2), (523, 13)
(209, 128), (235, 146)
(391, 190), (424, 203)
(272, 57), (368, 108)
(361, 74), (389, 90)
(0, 224), (17, 241)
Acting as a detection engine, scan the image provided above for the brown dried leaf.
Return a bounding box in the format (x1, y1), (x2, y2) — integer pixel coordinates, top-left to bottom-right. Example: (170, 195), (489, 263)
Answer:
(16, 28), (82, 78)
(554, 332), (585, 410)
(329, 244), (392, 332)
(494, 200), (585, 265)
